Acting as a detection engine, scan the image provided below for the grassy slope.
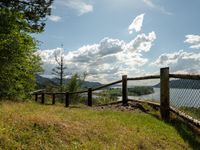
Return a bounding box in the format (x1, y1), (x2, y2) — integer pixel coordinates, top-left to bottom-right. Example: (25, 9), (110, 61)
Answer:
(0, 102), (199, 150)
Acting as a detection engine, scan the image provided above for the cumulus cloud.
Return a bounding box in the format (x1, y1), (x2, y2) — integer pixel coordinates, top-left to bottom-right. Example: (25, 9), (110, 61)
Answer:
(184, 34), (200, 49)
(48, 15), (62, 22)
(152, 50), (200, 74)
(58, 0), (93, 16)
(126, 32), (156, 52)
(36, 48), (64, 64)
(37, 32), (156, 83)
(128, 14), (145, 34)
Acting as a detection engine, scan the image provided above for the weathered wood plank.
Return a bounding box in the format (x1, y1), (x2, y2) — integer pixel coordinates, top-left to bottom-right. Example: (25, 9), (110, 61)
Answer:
(41, 93), (45, 104)
(65, 92), (69, 107)
(128, 75), (160, 80)
(93, 80), (122, 91)
(170, 74), (200, 80)
(122, 75), (128, 105)
(35, 93), (38, 102)
(69, 90), (88, 94)
(160, 67), (170, 121)
(30, 89), (45, 95)
(52, 94), (55, 105)
(170, 107), (200, 128)
(88, 88), (92, 106)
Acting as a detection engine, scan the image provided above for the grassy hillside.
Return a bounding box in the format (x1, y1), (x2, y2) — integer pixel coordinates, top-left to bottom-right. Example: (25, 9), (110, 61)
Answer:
(0, 102), (199, 150)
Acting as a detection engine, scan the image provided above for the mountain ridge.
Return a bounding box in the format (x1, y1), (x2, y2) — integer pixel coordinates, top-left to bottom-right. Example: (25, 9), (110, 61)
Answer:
(153, 79), (200, 89)
(36, 74), (103, 89)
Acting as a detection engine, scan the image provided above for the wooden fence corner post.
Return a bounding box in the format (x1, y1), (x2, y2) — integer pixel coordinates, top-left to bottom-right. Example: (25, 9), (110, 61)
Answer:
(35, 93), (38, 102)
(52, 93), (55, 105)
(88, 88), (92, 107)
(122, 75), (128, 105)
(160, 67), (170, 121)
(65, 92), (69, 107)
(41, 93), (45, 104)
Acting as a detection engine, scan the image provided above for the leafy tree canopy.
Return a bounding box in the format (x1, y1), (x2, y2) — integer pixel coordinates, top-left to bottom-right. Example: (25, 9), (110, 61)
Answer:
(0, 0), (53, 100)
(0, 8), (42, 99)
(0, 0), (54, 32)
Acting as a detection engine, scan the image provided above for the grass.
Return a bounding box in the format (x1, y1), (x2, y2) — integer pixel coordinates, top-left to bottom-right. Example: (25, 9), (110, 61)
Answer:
(0, 101), (199, 150)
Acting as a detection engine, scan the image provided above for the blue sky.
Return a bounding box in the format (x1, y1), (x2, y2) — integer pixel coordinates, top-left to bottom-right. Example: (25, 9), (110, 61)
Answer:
(35, 0), (200, 83)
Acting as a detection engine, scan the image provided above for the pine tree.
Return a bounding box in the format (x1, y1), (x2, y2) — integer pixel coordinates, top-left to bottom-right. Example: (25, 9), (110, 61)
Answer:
(0, 0), (54, 32)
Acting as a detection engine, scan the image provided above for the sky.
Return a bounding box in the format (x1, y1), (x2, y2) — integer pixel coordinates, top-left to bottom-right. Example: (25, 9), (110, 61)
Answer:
(35, 0), (200, 83)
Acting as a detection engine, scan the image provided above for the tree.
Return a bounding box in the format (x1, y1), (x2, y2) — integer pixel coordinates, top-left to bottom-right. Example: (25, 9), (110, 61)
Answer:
(66, 73), (87, 92)
(0, 0), (54, 32)
(0, 9), (42, 99)
(66, 73), (87, 104)
(0, 1), (53, 100)
(52, 48), (67, 92)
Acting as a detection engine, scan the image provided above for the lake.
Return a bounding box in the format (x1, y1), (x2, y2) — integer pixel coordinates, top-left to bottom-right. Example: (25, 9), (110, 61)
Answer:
(128, 88), (200, 108)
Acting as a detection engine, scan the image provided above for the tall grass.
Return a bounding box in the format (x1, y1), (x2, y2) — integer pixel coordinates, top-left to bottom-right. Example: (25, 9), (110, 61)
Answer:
(0, 101), (199, 149)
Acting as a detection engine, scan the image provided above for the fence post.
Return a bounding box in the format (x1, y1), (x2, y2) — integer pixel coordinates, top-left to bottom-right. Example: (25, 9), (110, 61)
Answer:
(35, 93), (38, 102)
(160, 67), (170, 121)
(41, 93), (45, 104)
(122, 75), (128, 105)
(65, 92), (69, 107)
(88, 88), (92, 106)
(52, 93), (55, 105)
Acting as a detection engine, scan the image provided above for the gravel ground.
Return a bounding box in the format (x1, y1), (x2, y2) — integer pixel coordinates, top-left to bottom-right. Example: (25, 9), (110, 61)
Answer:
(94, 101), (157, 113)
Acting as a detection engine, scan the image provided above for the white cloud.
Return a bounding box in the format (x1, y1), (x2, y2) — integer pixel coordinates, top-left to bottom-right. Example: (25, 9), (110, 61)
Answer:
(143, 0), (172, 15)
(36, 48), (64, 64)
(37, 32), (156, 83)
(128, 14), (145, 33)
(48, 15), (62, 22)
(58, 0), (93, 16)
(184, 34), (200, 49)
(152, 50), (200, 74)
(126, 32), (156, 52)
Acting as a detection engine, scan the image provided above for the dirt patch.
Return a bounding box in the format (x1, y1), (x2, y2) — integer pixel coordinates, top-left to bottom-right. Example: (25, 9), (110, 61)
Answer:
(94, 101), (154, 113)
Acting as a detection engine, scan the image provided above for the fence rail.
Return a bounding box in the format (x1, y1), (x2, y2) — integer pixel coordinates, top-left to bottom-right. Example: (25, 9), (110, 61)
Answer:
(93, 79), (122, 91)
(30, 89), (45, 95)
(31, 67), (200, 128)
(127, 75), (160, 80)
(170, 74), (200, 80)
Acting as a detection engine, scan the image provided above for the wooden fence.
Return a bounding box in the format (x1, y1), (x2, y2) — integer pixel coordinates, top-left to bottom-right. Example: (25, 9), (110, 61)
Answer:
(31, 67), (200, 127)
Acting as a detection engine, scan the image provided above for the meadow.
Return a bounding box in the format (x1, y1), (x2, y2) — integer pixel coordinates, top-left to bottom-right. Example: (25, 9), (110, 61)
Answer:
(0, 101), (199, 150)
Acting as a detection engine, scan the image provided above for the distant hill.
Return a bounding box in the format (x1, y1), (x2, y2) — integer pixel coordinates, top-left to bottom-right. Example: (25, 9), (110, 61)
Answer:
(154, 79), (200, 89)
(36, 74), (103, 89)
(36, 74), (55, 89)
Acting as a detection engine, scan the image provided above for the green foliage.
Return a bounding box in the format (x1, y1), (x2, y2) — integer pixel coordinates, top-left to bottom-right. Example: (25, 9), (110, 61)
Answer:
(128, 86), (154, 96)
(0, 0), (54, 33)
(94, 90), (119, 105)
(66, 74), (80, 93)
(66, 74), (80, 103)
(0, 0), (53, 99)
(66, 73), (87, 104)
(0, 8), (42, 100)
